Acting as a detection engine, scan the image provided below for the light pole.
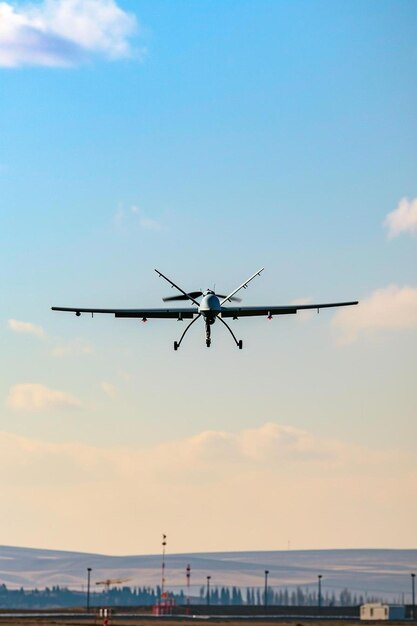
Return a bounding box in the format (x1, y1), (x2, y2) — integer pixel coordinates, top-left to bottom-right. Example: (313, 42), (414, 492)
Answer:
(186, 565), (191, 615)
(264, 570), (269, 611)
(318, 575), (322, 613)
(206, 576), (211, 607)
(412, 573), (415, 619)
(86, 567), (92, 612)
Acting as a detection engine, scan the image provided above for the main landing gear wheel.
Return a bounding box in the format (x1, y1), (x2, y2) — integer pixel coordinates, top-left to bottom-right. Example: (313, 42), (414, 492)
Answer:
(174, 341), (179, 351)
(206, 339), (211, 348)
(238, 340), (243, 350)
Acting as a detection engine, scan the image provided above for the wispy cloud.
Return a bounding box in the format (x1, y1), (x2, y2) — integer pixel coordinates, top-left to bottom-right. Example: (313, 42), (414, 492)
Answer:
(113, 203), (161, 231)
(332, 285), (417, 345)
(130, 205), (161, 231)
(0, 422), (395, 486)
(8, 319), (46, 339)
(384, 197), (417, 239)
(100, 381), (117, 399)
(8, 319), (93, 357)
(151, 422), (392, 475)
(113, 203), (125, 228)
(0, 0), (138, 68)
(6, 383), (82, 411)
(0, 422), (412, 552)
(50, 338), (93, 357)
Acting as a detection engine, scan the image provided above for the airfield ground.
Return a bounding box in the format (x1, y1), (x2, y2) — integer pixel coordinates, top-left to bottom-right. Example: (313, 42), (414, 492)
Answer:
(0, 614), (417, 626)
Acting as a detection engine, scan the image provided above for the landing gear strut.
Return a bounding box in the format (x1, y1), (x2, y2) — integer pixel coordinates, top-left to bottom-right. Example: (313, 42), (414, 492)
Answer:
(173, 315), (243, 350)
(218, 317), (243, 349)
(173, 314), (201, 350)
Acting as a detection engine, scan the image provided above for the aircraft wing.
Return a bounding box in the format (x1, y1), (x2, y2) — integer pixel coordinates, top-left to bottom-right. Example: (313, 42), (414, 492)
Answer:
(220, 300), (358, 318)
(51, 306), (198, 319)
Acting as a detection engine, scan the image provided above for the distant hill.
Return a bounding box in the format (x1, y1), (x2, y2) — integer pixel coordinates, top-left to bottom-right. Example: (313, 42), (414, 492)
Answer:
(0, 546), (415, 601)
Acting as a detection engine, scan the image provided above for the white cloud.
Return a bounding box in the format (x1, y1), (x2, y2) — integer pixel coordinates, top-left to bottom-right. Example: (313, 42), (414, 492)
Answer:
(0, 0), (138, 68)
(8, 319), (46, 338)
(332, 285), (417, 344)
(50, 338), (93, 357)
(113, 204), (161, 231)
(6, 383), (82, 411)
(8, 319), (92, 356)
(239, 422), (320, 461)
(100, 381), (117, 399)
(131, 204), (160, 230)
(384, 197), (417, 239)
(140, 422), (391, 481)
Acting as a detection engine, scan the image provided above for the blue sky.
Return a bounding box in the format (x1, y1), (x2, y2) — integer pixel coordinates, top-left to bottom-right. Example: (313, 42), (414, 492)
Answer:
(0, 0), (416, 555)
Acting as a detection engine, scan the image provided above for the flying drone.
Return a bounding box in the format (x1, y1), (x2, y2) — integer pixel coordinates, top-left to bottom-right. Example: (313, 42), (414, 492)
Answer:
(52, 268), (358, 349)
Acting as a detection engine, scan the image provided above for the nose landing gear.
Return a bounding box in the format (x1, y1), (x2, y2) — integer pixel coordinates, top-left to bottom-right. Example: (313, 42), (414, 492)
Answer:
(205, 320), (212, 348)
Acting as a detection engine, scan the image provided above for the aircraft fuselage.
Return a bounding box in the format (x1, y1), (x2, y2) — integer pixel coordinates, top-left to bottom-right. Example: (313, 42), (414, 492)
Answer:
(198, 291), (221, 320)
(197, 291), (222, 345)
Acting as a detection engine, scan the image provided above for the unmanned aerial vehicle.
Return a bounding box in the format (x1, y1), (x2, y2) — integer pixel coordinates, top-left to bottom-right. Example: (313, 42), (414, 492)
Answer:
(52, 268), (358, 350)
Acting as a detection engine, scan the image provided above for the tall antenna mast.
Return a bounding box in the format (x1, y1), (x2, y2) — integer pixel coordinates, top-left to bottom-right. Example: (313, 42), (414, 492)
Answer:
(161, 534), (167, 597)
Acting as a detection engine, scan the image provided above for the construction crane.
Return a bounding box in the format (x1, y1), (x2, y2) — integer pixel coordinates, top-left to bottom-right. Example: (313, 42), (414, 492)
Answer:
(95, 578), (131, 594)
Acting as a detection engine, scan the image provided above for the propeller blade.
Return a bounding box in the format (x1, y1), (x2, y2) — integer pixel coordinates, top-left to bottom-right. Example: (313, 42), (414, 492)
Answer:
(216, 295), (242, 302)
(163, 292), (241, 303)
(163, 291), (203, 302)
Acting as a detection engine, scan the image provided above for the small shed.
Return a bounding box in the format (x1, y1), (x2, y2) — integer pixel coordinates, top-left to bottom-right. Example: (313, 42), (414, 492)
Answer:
(360, 603), (406, 620)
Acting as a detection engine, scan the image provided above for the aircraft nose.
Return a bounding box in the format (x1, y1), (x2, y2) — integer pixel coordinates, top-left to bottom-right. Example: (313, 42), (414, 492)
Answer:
(198, 293), (221, 313)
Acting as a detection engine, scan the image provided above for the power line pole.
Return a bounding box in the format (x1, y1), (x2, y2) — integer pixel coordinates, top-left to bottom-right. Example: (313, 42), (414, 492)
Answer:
(186, 564), (191, 615)
(264, 570), (269, 612)
(318, 575), (322, 614)
(86, 568), (92, 612)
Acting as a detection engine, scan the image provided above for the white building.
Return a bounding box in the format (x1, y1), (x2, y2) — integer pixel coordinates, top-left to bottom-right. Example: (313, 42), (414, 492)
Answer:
(360, 603), (406, 620)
